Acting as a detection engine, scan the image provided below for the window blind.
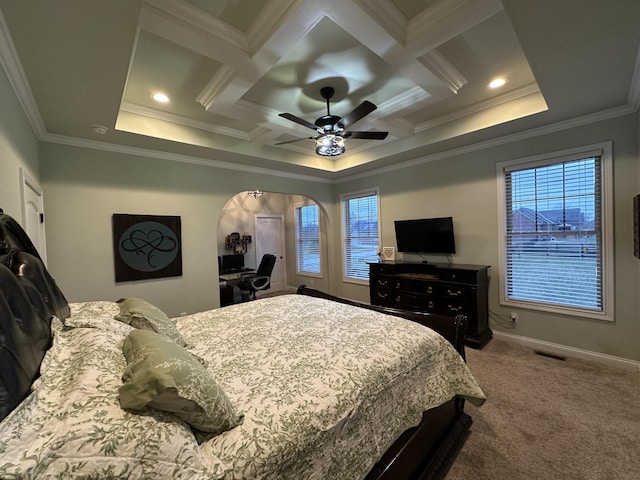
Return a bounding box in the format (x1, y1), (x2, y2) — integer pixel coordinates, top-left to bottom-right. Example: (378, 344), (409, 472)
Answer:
(343, 192), (379, 281)
(296, 204), (320, 274)
(504, 156), (603, 311)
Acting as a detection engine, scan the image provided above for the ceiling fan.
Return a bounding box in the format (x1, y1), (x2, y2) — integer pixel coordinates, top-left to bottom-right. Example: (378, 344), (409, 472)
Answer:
(276, 87), (388, 156)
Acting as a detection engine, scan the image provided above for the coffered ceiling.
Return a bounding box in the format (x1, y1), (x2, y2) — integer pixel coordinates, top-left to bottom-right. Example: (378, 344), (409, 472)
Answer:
(0, 0), (638, 179)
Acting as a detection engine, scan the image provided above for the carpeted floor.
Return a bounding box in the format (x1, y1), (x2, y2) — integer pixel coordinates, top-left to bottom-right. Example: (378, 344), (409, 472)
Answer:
(445, 338), (640, 480)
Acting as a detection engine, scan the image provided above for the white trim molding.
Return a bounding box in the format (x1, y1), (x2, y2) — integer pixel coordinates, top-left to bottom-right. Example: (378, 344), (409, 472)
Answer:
(494, 331), (640, 373)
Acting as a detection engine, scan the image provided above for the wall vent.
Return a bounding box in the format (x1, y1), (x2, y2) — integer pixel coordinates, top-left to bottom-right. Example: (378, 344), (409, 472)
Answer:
(534, 350), (567, 361)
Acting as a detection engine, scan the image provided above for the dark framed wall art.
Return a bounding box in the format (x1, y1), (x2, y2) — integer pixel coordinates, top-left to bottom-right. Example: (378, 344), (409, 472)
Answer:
(112, 214), (182, 282)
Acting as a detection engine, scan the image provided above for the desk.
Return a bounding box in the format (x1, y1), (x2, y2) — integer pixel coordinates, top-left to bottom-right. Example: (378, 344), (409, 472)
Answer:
(219, 270), (255, 284)
(219, 270), (255, 306)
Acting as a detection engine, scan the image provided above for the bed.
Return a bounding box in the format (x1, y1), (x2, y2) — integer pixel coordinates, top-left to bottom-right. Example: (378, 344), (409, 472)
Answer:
(0, 209), (485, 479)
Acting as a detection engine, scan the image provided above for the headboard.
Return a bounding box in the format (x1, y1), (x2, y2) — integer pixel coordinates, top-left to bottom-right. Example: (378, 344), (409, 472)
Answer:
(0, 209), (69, 420)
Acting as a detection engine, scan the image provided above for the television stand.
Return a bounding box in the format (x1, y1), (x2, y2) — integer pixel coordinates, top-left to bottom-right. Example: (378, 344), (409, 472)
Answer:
(369, 261), (492, 348)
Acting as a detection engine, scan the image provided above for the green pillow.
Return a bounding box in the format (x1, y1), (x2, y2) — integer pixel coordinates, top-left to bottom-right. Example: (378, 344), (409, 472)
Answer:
(118, 329), (243, 438)
(115, 297), (187, 347)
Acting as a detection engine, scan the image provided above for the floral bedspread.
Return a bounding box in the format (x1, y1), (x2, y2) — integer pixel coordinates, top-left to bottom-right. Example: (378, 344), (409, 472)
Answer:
(178, 295), (485, 480)
(0, 295), (485, 480)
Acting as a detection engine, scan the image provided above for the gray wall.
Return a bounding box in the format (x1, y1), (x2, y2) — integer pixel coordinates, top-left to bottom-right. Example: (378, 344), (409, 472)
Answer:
(39, 143), (335, 317)
(0, 65), (40, 218)
(333, 113), (639, 361)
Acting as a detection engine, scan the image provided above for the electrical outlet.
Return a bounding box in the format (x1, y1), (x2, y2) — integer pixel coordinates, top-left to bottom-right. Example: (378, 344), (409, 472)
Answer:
(510, 312), (518, 322)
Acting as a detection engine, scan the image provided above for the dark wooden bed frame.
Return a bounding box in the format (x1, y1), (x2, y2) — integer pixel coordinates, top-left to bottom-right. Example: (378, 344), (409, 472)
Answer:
(0, 209), (472, 480)
(296, 285), (472, 480)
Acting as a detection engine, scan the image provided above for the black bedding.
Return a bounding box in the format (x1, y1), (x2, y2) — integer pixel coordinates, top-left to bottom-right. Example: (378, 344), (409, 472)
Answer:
(0, 209), (69, 420)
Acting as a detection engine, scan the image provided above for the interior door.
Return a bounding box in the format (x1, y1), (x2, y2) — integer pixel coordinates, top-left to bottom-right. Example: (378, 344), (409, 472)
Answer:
(20, 169), (47, 264)
(255, 214), (285, 293)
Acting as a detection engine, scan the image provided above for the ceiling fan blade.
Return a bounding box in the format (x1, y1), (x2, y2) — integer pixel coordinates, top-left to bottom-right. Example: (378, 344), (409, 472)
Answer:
(344, 131), (388, 140)
(340, 101), (377, 128)
(274, 136), (314, 145)
(278, 113), (318, 131)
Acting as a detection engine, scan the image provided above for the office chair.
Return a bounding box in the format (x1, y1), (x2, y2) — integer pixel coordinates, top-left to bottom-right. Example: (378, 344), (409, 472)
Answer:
(237, 254), (276, 301)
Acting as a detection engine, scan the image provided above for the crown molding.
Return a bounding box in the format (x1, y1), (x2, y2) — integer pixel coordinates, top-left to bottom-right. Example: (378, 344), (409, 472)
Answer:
(406, 0), (502, 51)
(32, 102), (636, 186)
(418, 50), (467, 94)
(246, 0), (302, 55)
(0, 10), (46, 139)
(415, 83), (542, 133)
(41, 132), (332, 184)
(144, 0), (248, 52)
(336, 103), (636, 183)
(196, 65), (236, 111)
(120, 102), (251, 140)
(352, 0), (408, 45)
(628, 43), (640, 111)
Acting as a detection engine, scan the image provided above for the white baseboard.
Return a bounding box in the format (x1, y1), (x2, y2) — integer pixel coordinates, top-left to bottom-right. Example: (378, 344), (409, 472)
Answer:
(493, 331), (640, 373)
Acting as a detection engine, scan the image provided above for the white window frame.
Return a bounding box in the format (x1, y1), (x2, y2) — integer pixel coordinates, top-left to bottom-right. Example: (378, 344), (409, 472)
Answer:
(340, 187), (380, 284)
(496, 142), (614, 321)
(294, 201), (322, 277)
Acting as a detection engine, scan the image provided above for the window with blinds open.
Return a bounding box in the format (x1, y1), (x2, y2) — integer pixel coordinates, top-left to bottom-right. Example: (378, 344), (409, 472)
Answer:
(341, 189), (380, 282)
(497, 143), (613, 320)
(295, 203), (321, 275)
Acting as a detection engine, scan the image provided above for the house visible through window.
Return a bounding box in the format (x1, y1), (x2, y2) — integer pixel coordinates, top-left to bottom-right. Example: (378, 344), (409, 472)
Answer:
(497, 143), (613, 320)
(341, 189), (380, 282)
(295, 203), (320, 275)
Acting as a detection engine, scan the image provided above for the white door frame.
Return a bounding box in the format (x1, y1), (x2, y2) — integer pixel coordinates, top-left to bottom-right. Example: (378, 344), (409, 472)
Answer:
(20, 168), (47, 264)
(254, 214), (286, 293)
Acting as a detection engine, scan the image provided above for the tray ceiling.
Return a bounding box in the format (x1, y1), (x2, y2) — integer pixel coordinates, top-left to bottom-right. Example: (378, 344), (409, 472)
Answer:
(0, 0), (638, 178)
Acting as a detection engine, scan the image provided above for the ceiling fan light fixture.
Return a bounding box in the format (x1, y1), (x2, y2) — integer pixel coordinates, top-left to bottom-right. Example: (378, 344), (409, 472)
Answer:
(315, 134), (345, 156)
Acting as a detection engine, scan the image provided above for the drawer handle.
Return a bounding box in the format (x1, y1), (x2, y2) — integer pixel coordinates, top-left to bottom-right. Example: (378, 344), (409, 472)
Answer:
(447, 304), (463, 312)
(426, 286), (433, 294)
(377, 279), (388, 286)
(377, 292), (388, 299)
(395, 296), (401, 302)
(428, 301), (435, 308)
(447, 289), (462, 296)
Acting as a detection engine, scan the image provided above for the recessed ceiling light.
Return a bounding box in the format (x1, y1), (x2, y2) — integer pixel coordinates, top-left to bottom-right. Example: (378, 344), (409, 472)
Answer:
(152, 92), (171, 103)
(488, 77), (507, 89)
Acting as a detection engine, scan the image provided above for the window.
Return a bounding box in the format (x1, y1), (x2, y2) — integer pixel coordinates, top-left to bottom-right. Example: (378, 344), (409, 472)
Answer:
(497, 143), (613, 320)
(341, 189), (380, 282)
(295, 203), (321, 275)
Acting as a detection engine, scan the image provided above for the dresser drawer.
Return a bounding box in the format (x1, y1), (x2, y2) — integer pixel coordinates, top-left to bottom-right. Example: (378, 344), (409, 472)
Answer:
(437, 269), (478, 283)
(371, 275), (395, 289)
(394, 292), (439, 312)
(394, 293), (472, 316)
(440, 283), (475, 299)
(370, 284), (395, 307)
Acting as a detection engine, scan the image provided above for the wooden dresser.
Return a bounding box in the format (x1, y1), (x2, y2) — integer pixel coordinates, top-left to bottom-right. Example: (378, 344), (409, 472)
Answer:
(369, 261), (492, 348)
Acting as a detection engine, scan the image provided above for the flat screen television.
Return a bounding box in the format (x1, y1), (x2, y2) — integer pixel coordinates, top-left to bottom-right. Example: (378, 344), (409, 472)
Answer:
(394, 217), (456, 254)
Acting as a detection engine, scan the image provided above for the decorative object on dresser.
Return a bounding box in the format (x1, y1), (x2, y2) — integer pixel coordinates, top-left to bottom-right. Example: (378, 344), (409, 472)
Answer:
(369, 261), (492, 348)
(381, 246), (396, 261)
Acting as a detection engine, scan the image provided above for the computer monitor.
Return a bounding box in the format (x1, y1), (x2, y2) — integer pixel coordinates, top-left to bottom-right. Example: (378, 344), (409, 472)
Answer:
(221, 254), (245, 273)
